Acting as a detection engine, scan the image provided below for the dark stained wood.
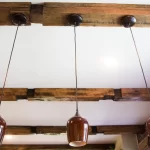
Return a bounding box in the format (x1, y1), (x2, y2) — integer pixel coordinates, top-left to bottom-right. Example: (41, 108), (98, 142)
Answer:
(121, 88), (150, 101)
(43, 3), (150, 27)
(0, 8), (10, 25)
(6, 126), (34, 135)
(0, 2), (30, 7)
(0, 3), (150, 26)
(0, 2), (31, 25)
(97, 125), (145, 134)
(31, 88), (114, 101)
(36, 126), (67, 134)
(0, 88), (27, 101)
(30, 4), (43, 24)
(5, 126), (92, 135)
(0, 88), (150, 101)
(5, 125), (145, 135)
(1, 144), (115, 150)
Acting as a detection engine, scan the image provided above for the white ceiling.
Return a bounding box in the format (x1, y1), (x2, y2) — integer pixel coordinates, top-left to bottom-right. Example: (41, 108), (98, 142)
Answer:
(1, 100), (149, 144)
(1, 101), (150, 126)
(0, 25), (150, 88)
(3, 134), (120, 144)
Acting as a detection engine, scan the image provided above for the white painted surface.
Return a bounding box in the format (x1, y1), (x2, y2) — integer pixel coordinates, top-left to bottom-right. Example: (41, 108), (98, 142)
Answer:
(3, 134), (119, 144)
(1, 101), (150, 126)
(122, 134), (138, 150)
(0, 26), (150, 88)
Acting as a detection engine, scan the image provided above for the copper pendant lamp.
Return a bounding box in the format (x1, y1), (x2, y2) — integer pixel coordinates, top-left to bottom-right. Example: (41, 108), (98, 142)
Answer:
(0, 13), (27, 145)
(67, 14), (89, 147)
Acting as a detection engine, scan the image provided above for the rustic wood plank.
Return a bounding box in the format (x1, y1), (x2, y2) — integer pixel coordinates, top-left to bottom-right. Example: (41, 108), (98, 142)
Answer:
(97, 125), (145, 134)
(0, 8), (10, 25)
(1, 144), (115, 150)
(0, 88), (27, 101)
(6, 126), (34, 135)
(0, 88), (150, 101)
(43, 3), (150, 27)
(0, 2), (30, 8)
(120, 88), (150, 101)
(5, 125), (144, 135)
(5, 126), (92, 135)
(44, 3), (150, 8)
(0, 3), (150, 26)
(30, 4), (43, 24)
(0, 2), (31, 25)
(30, 88), (114, 101)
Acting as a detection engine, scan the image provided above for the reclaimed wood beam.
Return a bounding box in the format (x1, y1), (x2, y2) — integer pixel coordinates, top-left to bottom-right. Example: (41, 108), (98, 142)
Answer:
(30, 4), (43, 24)
(1, 144), (115, 150)
(0, 2), (30, 25)
(5, 125), (145, 135)
(43, 3), (150, 27)
(0, 88), (150, 101)
(0, 3), (150, 26)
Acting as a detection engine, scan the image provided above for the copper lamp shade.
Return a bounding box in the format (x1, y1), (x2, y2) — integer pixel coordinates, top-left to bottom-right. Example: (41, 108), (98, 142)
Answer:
(67, 14), (89, 147)
(0, 116), (6, 145)
(67, 113), (89, 147)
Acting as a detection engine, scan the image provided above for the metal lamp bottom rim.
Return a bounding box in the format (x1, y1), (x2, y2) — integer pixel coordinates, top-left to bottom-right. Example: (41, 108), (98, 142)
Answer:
(69, 141), (86, 147)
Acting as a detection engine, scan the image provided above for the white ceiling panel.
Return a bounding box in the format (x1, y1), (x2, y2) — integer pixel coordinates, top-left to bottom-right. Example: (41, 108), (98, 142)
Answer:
(131, 28), (150, 87)
(3, 134), (120, 144)
(1, 101), (150, 126)
(77, 27), (145, 88)
(5, 25), (75, 88)
(1, 25), (148, 88)
(0, 27), (17, 86)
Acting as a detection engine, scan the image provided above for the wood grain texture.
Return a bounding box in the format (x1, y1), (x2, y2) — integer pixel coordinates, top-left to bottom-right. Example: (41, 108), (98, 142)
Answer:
(97, 125), (145, 134)
(30, 4), (43, 24)
(5, 125), (144, 135)
(1, 144), (115, 150)
(121, 88), (150, 101)
(31, 88), (114, 101)
(0, 88), (27, 101)
(43, 3), (150, 27)
(0, 2), (30, 7)
(0, 3), (150, 26)
(0, 88), (150, 101)
(0, 2), (31, 25)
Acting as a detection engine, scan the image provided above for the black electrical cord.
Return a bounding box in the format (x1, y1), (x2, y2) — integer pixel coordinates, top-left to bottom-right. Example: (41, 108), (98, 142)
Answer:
(130, 27), (150, 97)
(74, 25), (79, 114)
(0, 26), (19, 101)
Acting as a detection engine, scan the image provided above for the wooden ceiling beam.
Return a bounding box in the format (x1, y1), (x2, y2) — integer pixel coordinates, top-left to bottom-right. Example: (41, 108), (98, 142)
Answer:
(5, 125), (145, 135)
(0, 3), (150, 26)
(1, 144), (115, 150)
(43, 3), (150, 27)
(0, 2), (30, 25)
(0, 88), (149, 101)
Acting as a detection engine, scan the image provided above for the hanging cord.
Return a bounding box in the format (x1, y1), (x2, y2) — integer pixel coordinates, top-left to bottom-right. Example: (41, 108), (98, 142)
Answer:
(130, 27), (150, 98)
(0, 26), (19, 100)
(74, 25), (79, 114)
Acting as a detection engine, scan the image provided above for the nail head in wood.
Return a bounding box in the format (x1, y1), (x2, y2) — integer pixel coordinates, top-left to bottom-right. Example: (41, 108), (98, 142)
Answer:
(68, 14), (83, 26)
(11, 13), (27, 26)
(122, 15), (136, 28)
